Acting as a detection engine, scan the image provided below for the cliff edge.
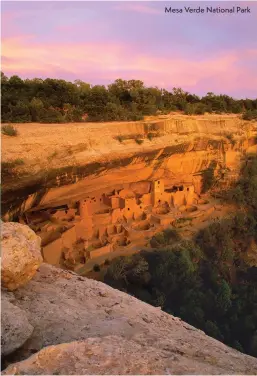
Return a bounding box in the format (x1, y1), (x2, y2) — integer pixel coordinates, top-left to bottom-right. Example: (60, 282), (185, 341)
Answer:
(1, 222), (257, 375)
(2, 114), (257, 220)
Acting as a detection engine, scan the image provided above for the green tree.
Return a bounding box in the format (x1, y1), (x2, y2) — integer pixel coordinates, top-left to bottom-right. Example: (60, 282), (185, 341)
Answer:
(10, 100), (31, 122)
(1, 72), (256, 123)
(29, 97), (44, 121)
(205, 320), (224, 341)
(215, 279), (232, 315)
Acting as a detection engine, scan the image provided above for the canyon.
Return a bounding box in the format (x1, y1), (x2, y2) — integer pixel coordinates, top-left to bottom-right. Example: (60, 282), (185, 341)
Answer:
(2, 114), (257, 273)
(1, 221), (257, 375)
(2, 114), (257, 374)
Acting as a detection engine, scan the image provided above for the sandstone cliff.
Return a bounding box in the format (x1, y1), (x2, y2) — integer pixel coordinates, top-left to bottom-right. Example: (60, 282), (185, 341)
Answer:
(1, 222), (257, 375)
(1, 221), (42, 291)
(2, 114), (257, 220)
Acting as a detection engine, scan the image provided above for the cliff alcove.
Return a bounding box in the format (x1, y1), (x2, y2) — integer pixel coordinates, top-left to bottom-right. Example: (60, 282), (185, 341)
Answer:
(1, 114), (257, 274)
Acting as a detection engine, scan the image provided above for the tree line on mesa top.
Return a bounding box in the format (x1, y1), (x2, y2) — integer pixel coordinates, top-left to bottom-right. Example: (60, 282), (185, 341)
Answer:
(1, 72), (257, 123)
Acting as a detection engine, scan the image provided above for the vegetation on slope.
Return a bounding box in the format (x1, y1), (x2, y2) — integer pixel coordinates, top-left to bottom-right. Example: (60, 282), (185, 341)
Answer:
(1, 124), (18, 136)
(2, 72), (257, 123)
(104, 156), (257, 357)
(226, 155), (257, 209)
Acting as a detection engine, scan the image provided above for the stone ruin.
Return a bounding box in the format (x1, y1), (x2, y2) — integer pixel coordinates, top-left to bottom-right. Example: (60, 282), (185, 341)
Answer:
(20, 179), (210, 270)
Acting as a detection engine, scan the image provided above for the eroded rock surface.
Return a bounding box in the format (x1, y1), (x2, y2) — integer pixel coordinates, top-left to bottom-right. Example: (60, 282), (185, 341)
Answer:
(1, 222), (43, 290)
(1, 293), (34, 356)
(2, 262), (257, 375)
(3, 334), (254, 376)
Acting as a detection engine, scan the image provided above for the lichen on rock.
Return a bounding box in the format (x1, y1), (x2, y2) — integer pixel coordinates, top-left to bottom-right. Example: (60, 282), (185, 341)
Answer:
(1, 221), (43, 290)
(1, 222), (257, 375)
(1, 293), (34, 357)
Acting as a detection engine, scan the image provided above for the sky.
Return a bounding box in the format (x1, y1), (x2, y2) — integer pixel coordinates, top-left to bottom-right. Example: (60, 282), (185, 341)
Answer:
(1, 1), (257, 98)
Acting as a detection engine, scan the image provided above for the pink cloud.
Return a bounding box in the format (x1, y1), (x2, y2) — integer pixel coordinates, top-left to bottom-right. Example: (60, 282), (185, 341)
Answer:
(1, 10), (21, 36)
(114, 4), (161, 15)
(2, 34), (257, 97)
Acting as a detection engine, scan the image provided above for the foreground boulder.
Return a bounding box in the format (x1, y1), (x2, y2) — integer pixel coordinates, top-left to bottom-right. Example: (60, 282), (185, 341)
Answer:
(1, 294), (34, 356)
(2, 262), (257, 375)
(2, 334), (248, 376)
(1, 222), (42, 290)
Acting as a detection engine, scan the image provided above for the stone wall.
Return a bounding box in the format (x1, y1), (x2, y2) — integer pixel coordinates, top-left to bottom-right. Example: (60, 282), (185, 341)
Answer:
(140, 193), (152, 206)
(42, 237), (63, 266)
(62, 227), (77, 249)
(111, 196), (121, 209)
(88, 243), (113, 259)
(129, 181), (151, 195)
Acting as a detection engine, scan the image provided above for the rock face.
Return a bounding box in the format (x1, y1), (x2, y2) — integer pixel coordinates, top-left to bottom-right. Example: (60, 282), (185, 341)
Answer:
(1, 294), (34, 356)
(2, 262), (257, 375)
(2, 115), (257, 222)
(1, 222), (43, 290)
(1, 223), (257, 374)
(3, 334), (253, 376)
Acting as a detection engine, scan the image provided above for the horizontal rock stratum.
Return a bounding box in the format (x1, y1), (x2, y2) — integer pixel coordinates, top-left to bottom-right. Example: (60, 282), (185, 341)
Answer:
(2, 114), (257, 219)
(1, 222), (257, 375)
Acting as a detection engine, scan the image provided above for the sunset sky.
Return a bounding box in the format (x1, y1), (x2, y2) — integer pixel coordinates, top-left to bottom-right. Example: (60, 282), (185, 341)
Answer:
(2, 1), (257, 98)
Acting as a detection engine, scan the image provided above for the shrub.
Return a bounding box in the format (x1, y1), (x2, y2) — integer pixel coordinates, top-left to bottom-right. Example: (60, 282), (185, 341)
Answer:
(1, 124), (18, 136)
(194, 103), (207, 115)
(150, 232), (166, 247)
(150, 228), (181, 248)
(116, 135), (125, 143)
(2, 159), (24, 169)
(87, 245), (96, 252)
(163, 228), (181, 242)
(225, 133), (236, 146)
(1, 159), (25, 176)
(39, 108), (64, 123)
(201, 162), (217, 193)
(115, 134), (144, 143)
(184, 103), (206, 115)
(226, 155), (257, 208)
(147, 132), (160, 141)
(184, 104), (195, 115)
(242, 110), (257, 121)
(129, 113), (144, 121)
(93, 264), (100, 272)
(13, 158), (24, 165)
(174, 217), (193, 227)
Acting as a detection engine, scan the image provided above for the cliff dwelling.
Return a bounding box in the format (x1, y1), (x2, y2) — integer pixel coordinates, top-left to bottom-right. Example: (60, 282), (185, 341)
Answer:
(18, 178), (221, 272)
(3, 114), (257, 274)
